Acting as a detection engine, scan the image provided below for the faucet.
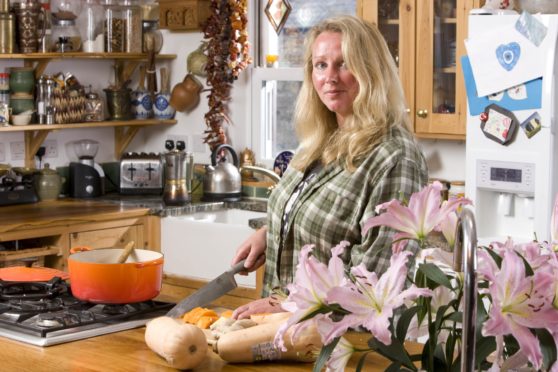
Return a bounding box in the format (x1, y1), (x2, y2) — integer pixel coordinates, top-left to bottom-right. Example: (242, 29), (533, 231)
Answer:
(453, 207), (478, 372)
(239, 165), (281, 185)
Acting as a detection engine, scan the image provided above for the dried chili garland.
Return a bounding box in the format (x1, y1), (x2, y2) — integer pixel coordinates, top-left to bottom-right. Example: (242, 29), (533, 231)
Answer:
(203, 0), (251, 151)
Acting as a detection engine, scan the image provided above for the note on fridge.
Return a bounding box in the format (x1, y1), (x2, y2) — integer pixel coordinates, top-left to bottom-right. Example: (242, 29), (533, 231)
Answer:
(465, 22), (545, 97)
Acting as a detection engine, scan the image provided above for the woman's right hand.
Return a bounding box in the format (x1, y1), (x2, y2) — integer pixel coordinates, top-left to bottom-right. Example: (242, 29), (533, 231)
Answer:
(231, 226), (267, 274)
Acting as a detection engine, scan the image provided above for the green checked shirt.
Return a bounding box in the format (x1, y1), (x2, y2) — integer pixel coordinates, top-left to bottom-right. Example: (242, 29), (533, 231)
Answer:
(262, 124), (428, 296)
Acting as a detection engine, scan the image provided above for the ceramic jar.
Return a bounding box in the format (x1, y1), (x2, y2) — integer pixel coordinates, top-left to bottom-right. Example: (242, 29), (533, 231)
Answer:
(10, 93), (34, 114)
(9, 67), (35, 94)
(153, 92), (175, 119)
(131, 90), (152, 119)
(34, 163), (64, 201)
(169, 74), (202, 112)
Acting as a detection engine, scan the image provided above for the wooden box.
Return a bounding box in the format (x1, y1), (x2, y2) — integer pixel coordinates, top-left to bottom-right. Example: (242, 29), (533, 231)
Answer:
(158, 0), (211, 31)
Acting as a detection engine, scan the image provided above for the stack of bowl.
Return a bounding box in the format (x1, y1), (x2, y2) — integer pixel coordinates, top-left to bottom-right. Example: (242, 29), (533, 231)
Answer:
(9, 67), (35, 121)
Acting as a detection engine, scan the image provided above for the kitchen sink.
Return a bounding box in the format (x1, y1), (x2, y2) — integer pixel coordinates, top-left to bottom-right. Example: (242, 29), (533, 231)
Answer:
(161, 208), (266, 288)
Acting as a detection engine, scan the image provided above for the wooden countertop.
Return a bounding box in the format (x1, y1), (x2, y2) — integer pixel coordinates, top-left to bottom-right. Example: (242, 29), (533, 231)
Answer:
(0, 199), (150, 234)
(0, 325), (422, 371)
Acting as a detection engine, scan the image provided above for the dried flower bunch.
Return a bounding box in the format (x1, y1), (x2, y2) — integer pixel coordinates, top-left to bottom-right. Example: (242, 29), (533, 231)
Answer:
(202, 0), (251, 151)
(273, 182), (558, 371)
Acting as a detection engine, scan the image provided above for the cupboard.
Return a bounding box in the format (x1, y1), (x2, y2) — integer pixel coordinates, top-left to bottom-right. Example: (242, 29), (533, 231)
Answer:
(359, 0), (482, 139)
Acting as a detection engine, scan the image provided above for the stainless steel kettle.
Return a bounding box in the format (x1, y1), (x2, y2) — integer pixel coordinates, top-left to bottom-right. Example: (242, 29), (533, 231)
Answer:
(203, 144), (241, 201)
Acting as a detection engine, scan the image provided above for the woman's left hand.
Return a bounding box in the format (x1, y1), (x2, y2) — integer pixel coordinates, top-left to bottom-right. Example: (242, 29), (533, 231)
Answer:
(232, 296), (283, 320)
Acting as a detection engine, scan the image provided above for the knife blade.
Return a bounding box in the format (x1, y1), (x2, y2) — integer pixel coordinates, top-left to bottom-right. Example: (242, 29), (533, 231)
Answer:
(166, 259), (247, 318)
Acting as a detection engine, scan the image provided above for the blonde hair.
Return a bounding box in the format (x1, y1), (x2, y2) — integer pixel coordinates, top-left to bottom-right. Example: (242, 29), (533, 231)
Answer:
(289, 15), (410, 171)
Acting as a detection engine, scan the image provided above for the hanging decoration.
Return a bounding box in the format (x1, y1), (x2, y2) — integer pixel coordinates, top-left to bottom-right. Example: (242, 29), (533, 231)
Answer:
(202, 0), (251, 151)
(264, 0), (291, 34)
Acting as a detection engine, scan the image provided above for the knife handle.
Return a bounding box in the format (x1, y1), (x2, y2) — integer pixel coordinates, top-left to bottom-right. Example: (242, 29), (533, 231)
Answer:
(229, 258), (247, 274)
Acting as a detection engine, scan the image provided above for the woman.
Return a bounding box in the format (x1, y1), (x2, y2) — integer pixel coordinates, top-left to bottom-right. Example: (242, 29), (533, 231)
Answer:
(232, 15), (428, 319)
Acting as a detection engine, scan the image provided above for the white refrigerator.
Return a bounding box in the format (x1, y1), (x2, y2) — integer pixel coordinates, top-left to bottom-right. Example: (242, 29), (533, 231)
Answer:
(465, 13), (558, 244)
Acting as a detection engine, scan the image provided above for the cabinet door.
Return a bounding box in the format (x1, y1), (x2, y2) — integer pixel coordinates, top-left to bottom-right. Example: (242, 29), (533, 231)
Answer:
(70, 225), (143, 249)
(362, 0), (415, 127)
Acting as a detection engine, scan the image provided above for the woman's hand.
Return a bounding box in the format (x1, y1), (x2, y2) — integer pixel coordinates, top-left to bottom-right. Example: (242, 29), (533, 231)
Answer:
(231, 226), (267, 274)
(232, 296), (283, 320)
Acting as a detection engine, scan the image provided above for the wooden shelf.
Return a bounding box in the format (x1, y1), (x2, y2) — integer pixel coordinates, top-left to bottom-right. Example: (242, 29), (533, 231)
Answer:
(0, 245), (61, 262)
(0, 52), (176, 60)
(1, 119), (177, 167)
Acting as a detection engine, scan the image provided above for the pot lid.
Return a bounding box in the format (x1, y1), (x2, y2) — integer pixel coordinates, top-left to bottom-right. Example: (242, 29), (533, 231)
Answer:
(0, 266), (69, 282)
(38, 163), (58, 175)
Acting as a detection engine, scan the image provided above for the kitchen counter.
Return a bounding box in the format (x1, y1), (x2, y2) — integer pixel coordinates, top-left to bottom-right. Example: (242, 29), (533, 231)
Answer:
(0, 320), (422, 371)
(0, 199), (151, 234)
(97, 193), (268, 218)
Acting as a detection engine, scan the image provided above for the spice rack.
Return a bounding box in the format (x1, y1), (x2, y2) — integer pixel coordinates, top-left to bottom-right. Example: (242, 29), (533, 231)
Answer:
(0, 52), (178, 167)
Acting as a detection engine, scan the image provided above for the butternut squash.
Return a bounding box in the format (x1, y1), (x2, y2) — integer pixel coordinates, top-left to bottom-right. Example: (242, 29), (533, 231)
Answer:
(144, 316), (207, 370)
(213, 320), (323, 363)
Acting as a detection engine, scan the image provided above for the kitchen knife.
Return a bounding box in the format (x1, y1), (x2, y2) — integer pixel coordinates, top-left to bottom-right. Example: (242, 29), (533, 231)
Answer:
(166, 259), (247, 318)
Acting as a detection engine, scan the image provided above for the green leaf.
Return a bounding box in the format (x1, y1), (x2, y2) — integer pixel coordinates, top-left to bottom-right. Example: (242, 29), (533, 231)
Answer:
(518, 253), (534, 277)
(475, 335), (496, 367)
(396, 306), (419, 343)
(313, 337), (340, 372)
(385, 361), (402, 372)
(483, 247), (502, 268)
(536, 328), (557, 370)
(418, 263), (452, 289)
(445, 311), (463, 323)
(369, 336), (417, 371)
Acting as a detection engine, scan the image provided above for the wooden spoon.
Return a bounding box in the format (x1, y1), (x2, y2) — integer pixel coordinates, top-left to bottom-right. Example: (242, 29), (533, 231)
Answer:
(116, 241), (135, 264)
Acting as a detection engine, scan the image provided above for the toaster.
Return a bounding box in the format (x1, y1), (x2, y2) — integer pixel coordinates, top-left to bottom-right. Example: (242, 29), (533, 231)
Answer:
(120, 152), (164, 194)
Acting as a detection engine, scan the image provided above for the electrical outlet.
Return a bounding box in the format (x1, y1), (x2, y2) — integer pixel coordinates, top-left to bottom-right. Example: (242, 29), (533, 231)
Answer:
(43, 139), (58, 158)
(10, 141), (24, 160)
(0, 143), (5, 162)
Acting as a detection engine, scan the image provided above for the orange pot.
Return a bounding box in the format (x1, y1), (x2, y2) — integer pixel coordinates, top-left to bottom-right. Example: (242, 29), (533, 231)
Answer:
(68, 247), (164, 304)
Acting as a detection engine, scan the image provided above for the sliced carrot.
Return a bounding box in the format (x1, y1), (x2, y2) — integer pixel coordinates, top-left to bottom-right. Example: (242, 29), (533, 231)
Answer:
(220, 310), (234, 318)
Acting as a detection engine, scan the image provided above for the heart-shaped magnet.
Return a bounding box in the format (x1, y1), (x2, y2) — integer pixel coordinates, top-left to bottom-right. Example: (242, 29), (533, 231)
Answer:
(496, 42), (521, 71)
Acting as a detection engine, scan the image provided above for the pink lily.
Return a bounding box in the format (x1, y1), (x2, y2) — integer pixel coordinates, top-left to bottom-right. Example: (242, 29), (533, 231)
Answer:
(551, 194), (558, 250)
(322, 251), (432, 345)
(274, 242), (350, 351)
(362, 181), (471, 246)
(325, 337), (355, 372)
(481, 248), (558, 369)
(439, 210), (458, 247)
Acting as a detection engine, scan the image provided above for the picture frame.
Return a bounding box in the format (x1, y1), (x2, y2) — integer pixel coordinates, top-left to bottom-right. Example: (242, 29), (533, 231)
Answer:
(264, 0), (292, 35)
(480, 103), (519, 145)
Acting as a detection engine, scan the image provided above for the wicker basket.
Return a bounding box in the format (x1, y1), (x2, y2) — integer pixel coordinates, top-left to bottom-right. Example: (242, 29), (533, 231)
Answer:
(52, 86), (86, 124)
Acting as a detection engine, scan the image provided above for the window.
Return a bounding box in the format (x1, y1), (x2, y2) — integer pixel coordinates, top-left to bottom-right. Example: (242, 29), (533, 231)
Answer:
(251, 0), (357, 166)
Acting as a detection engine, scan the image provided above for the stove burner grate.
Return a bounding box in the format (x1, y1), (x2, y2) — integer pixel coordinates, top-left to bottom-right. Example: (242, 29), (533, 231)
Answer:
(0, 277), (67, 301)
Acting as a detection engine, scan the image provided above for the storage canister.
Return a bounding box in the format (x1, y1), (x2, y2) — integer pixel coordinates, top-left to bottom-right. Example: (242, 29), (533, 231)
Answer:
(51, 18), (82, 52)
(9, 67), (34, 95)
(121, 0), (141, 53)
(449, 180), (465, 200)
(77, 0), (104, 52)
(0, 12), (15, 54)
(103, 0), (128, 53)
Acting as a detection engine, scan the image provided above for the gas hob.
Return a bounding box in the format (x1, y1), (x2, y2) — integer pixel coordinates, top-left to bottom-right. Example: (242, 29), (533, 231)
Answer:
(0, 277), (173, 346)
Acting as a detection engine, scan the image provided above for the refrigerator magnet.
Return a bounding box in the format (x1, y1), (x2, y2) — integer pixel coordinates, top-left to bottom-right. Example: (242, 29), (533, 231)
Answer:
(520, 112), (542, 138)
(480, 103), (519, 145)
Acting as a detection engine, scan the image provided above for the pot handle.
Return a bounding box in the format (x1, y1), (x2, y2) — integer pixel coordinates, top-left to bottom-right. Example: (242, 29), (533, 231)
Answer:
(211, 144), (239, 167)
(135, 257), (164, 269)
(70, 246), (91, 254)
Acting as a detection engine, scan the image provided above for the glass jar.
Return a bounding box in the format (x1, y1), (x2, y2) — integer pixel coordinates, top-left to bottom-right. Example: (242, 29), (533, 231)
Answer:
(142, 20), (162, 53)
(103, 0), (141, 53)
(84, 86), (104, 122)
(77, 0), (104, 52)
(51, 18), (82, 52)
(122, 0), (142, 53)
(51, 0), (82, 21)
(103, 0), (125, 52)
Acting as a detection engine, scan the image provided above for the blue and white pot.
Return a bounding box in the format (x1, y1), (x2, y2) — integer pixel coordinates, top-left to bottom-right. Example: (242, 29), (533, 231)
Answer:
(153, 92), (175, 120)
(131, 90), (153, 119)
